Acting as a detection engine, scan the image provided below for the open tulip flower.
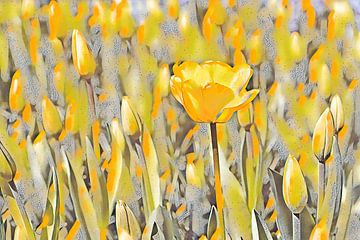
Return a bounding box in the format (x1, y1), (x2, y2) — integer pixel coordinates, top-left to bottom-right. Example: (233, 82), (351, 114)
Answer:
(170, 61), (259, 123)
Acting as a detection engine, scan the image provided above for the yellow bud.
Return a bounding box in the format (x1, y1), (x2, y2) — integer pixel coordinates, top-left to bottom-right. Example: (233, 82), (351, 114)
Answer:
(309, 220), (329, 240)
(158, 63), (170, 97)
(53, 62), (65, 96)
(42, 96), (62, 135)
(330, 94), (344, 133)
(65, 100), (78, 134)
(282, 155), (308, 214)
(121, 96), (142, 138)
(312, 108), (335, 161)
(21, 0), (36, 19)
(9, 70), (25, 112)
(318, 64), (331, 98)
(110, 118), (125, 153)
(237, 102), (253, 129)
(248, 29), (263, 65)
(71, 29), (96, 76)
(290, 32), (305, 61)
(48, 0), (61, 40)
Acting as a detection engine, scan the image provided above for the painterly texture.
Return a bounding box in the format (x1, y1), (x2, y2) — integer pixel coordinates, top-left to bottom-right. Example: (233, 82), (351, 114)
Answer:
(0, 0), (359, 239)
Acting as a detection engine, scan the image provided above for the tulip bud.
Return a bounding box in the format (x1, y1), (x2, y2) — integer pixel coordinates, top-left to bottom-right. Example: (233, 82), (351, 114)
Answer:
(237, 102), (253, 129)
(71, 29), (96, 77)
(158, 63), (170, 97)
(49, 0), (61, 40)
(312, 108), (335, 162)
(290, 32), (305, 61)
(186, 153), (202, 188)
(330, 94), (344, 133)
(53, 62), (65, 96)
(9, 70), (25, 112)
(282, 155), (308, 214)
(318, 64), (331, 98)
(121, 96), (142, 138)
(110, 118), (125, 153)
(21, 0), (36, 19)
(115, 200), (141, 239)
(65, 100), (78, 134)
(309, 220), (328, 240)
(248, 29), (263, 65)
(42, 96), (62, 135)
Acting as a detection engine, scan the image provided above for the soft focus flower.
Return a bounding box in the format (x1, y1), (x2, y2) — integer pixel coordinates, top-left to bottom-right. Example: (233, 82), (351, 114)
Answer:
(330, 94), (344, 133)
(121, 96), (142, 138)
(312, 108), (335, 161)
(170, 61), (259, 123)
(318, 64), (331, 98)
(282, 155), (308, 214)
(71, 29), (96, 76)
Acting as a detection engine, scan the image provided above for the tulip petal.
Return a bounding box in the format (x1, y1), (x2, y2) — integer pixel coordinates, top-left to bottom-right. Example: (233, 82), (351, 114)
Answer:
(201, 82), (233, 122)
(170, 76), (183, 104)
(216, 89), (259, 122)
(174, 62), (211, 87)
(201, 62), (253, 94)
(181, 80), (206, 122)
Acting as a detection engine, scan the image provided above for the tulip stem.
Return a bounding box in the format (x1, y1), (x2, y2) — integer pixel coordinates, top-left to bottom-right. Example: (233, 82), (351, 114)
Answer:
(210, 123), (225, 239)
(317, 161), (325, 220)
(292, 213), (300, 240)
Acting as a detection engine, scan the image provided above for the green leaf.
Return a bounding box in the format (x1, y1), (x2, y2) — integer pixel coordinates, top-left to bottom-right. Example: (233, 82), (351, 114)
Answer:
(251, 209), (272, 240)
(268, 168), (292, 239)
(85, 138), (109, 230)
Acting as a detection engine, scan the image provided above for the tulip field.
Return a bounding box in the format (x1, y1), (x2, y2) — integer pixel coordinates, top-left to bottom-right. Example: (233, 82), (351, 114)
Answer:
(0, 0), (360, 239)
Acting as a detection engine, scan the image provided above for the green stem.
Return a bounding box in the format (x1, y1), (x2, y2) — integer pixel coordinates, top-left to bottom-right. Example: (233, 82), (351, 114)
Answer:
(210, 123), (225, 239)
(317, 161), (325, 220)
(292, 213), (300, 240)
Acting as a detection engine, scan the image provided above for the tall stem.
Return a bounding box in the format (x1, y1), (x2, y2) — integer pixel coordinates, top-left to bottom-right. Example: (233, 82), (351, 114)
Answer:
(292, 213), (300, 240)
(210, 123), (225, 239)
(317, 161), (325, 220)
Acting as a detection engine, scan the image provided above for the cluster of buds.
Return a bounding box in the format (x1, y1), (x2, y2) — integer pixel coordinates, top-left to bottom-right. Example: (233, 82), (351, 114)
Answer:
(312, 94), (344, 162)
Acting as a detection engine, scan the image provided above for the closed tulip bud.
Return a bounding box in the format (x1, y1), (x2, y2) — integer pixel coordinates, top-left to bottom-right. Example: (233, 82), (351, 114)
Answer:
(121, 96), (142, 138)
(159, 63), (170, 97)
(282, 155), (308, 214)
(237, 102), (253, 129)
(21, 0), (36, 19)
(309, 220), (328, 240)
(9, 70), (25, 112)
(248, 29), (263, 65)
(186, 153), (202, 188)
(110, 118), (125, 153)
(115, 201), (141, 239)
(330, 94), (344, 133)
(53, 62), (65, 96)
(318, 64), (331, 98)
(312, 108), (335, 162)
(48, 0), (61, 40)
(42, 96), (62, 135)
(290, 32), (305, 61)
(65, 100), (78, 134)
(71, 29), (96, 77)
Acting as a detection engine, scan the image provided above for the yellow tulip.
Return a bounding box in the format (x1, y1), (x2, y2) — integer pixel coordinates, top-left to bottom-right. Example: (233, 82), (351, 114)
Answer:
(9, 70), (25, 112)
(42, 96), (62, 135)
(170, 61), (259, 123)
(312, 108), (335, 161)
(330, 94), (344, 133)
(121, 96), (142, 138)
(71, 29), (96, 76)
(309, 220), (329, 240)
(282, 155), (308, 214)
